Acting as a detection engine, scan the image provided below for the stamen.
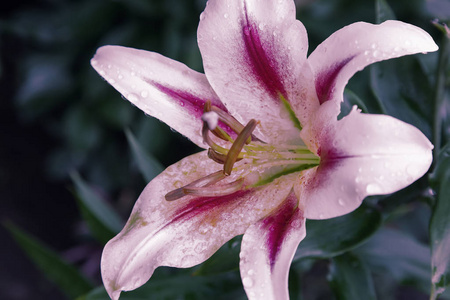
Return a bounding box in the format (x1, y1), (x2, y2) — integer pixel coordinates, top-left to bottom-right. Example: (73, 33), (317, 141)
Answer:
(208, 148), (228, 164)
(165, 171), (227, 201)
(224, 119), (258, 175)
(165, 187), (186, 201)
(208, 148), (243, 164)
(210, 106), (245, 135)
(202, 122), (229, 155)
(183, 178), (245, 197)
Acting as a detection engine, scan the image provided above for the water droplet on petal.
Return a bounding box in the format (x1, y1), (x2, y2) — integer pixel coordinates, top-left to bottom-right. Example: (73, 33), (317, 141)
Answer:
(338, 198), (345, 206)
(243, 277), (253, 288)
(140, 90), (149, 98)
(247, 269), (255, 276)
(366, 183), (382, 194)
(199, 12), (205, 20)
(224, 13), (229, 18)
(126, 92), (138, 101)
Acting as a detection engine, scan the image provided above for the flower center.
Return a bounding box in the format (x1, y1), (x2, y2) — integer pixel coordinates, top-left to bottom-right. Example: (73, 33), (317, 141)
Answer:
(165, 101), (320, 201)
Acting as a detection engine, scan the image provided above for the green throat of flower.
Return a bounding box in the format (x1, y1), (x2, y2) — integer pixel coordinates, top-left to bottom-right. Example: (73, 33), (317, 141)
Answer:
(165, 101), (320, 201)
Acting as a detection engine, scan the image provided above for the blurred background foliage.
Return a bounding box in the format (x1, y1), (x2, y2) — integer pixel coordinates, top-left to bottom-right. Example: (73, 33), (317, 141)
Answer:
(0, 0), (449, 299)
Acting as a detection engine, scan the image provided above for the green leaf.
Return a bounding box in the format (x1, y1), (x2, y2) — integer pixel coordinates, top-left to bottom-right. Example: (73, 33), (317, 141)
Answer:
(370, 55), (434, 138)
(293, 204), (382, 260)
(80, 271), (245, 300)
(71, 172), (123, 243)
(430, 143), (450, 299)
(4, 221), (94, 299)
(375, 0), (396, 24)
(355, 228), (432, 294)
(329, 253), (377, 300)
(194, 237), (241, 276)
(125, 129), (164, 182)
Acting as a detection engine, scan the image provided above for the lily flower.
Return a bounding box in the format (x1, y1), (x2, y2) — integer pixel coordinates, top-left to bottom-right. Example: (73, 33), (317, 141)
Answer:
(90, 0), (438, 299)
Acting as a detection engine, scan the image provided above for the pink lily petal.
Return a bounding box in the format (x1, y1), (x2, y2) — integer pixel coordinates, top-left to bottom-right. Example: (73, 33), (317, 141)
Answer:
(198, 0), (319, 143)
(308, 20), (438, 116)
(91, 45), (229, 148)
(300, 107), (433, 219)
(240, 190), (305, 300)
(101, 151), (298, 300)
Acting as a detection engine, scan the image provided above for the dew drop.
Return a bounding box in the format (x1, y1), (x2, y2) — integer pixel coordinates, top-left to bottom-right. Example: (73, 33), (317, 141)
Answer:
(199, 12), (205, 20)
(127, 93), (139, 102)
(372, 50), (379, 58)
(258, 23), (264, 30)
(338, 198), (345, 206)
(366, 183), (381, 194)
(118, 74), (123, 80)
(247, 269), (255, 276)
(243, 277), (254, 288)
(109, 78), (116, 84)
(99, 70), (106, 76)
(140, 90), (149, 98)
(224, 13), (229, 18)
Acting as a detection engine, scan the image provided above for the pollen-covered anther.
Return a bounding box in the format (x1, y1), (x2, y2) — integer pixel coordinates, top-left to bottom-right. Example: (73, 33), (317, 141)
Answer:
(224, 119), (258, 175)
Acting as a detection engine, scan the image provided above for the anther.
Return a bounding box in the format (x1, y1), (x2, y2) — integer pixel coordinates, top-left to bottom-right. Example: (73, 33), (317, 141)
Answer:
(224, 119), (258, 175)
(183, 178), (245, 197)
(165, 170), (227, 201)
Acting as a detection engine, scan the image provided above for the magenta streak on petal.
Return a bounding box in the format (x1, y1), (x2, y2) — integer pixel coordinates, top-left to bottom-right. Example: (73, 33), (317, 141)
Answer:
(241, 3), (287, 99)
(172, 190), (251, 223)
(261, 192), (301, 271)
(315, 56), (355, 104)
(149, 80), (236, 137)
